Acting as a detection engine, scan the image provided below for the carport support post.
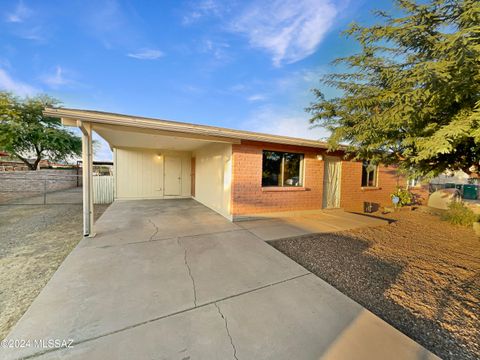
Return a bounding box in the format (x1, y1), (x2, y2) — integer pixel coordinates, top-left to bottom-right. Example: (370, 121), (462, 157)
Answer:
(78, 121), (95, 237)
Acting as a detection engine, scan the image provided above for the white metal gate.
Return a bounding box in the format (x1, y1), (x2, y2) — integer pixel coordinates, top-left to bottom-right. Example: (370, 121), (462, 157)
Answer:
(93, 176), (114, 204)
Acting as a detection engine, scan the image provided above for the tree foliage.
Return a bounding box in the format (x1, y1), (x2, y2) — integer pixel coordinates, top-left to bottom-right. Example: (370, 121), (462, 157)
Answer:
(307, 0), (480, 178)
(0, 92), (81, 170)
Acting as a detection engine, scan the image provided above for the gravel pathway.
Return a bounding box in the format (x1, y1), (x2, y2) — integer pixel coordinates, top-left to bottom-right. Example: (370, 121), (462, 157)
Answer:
(270, 209), (480, 360)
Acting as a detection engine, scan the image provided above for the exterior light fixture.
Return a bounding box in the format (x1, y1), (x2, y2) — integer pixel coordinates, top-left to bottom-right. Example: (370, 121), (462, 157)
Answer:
(316, 154), (324, 161)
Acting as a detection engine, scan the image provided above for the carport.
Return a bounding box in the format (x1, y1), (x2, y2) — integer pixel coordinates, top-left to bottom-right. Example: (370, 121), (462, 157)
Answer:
(44, 107), (240, 236)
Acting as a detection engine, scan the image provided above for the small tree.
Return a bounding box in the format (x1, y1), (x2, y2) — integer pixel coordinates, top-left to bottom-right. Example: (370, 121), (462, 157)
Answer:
(307, 0), (480, 179)
(0, 92), (81, 170)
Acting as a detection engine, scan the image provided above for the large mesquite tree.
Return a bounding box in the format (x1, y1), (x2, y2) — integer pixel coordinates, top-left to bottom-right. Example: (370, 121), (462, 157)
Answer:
(0, 92), (81, 170)
(308, 0), (480, 178)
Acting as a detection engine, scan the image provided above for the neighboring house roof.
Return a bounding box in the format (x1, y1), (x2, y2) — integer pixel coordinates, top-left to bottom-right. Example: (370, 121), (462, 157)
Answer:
(0, 151), (9, 157)
(43, 107), (335, 150)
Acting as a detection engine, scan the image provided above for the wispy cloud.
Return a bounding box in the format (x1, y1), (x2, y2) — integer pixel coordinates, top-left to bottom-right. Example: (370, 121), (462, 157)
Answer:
(200, 39), (230, 61)
(182, 0), (225, 25)
(127, 48), (164, 60)
(0, 68), (38, 96)
(231, 0), (339, 66)
(4, 1), (47, 41)
(41, 66), (74, 89)
(247, 94), (267, 102)
(84, 0), (140, 49)
(242, 105), (329, 140)
(5, 0), (32, 23)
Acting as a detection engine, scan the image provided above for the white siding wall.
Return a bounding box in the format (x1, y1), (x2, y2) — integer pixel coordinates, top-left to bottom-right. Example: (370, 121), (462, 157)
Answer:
(193, 143), (232, 219)
(114, 148), (191, 199)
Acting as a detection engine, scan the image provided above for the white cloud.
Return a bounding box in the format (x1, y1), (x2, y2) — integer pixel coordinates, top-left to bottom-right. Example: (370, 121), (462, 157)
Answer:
(242, 105), (330, 140)
(247, 94), (267, 102)
(4, 1), (46, 42)
(127, 48), (164, 60)
(5, 1), (32, 23)
(229, 83), (247, 92)
(0, 68), (38, 96)
(85, 0), (142, 50)
(41, 66), (73, 88)
(182, 0), (224, 25)
(200, 39), (230, 61)
(231, 0), (338, 66)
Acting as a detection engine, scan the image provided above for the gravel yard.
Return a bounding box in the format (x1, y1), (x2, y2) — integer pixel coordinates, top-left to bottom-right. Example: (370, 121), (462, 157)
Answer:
(0, 200), (108, 340)
(270, 209), (480, 360)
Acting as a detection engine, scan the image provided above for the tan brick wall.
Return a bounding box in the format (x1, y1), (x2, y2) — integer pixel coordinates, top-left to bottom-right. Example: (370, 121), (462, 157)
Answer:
(231, 140), (332, 215)
(339, 161), (406, 212)
(231, 140), (410, 215)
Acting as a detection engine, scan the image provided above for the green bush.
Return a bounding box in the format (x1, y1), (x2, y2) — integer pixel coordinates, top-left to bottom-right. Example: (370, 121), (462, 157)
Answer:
(441, 202), (480, 226)
(390, 187), (413, 207)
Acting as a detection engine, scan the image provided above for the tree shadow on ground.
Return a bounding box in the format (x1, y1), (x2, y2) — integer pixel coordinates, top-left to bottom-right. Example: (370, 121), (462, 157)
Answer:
(269, 233), (479, 360)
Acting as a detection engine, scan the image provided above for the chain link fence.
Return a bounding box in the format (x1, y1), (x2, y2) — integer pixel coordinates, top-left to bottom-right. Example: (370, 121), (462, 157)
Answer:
(0, 170), (114, 205)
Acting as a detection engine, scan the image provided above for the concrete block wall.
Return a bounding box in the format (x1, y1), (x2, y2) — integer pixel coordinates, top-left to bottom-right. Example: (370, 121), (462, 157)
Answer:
(0, 169), (79, 193)
(231, 140), (329, 216)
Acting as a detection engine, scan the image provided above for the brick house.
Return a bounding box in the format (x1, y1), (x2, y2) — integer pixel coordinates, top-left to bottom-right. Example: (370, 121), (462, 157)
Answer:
(44, 107), (405, 236)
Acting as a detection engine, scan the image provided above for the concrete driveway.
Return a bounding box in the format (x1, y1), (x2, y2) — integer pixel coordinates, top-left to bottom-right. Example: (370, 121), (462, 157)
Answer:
(3, 199), (438, 360)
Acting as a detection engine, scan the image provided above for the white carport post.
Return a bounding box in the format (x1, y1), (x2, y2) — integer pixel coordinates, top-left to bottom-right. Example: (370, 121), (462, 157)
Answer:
(78, 120), (95, 237)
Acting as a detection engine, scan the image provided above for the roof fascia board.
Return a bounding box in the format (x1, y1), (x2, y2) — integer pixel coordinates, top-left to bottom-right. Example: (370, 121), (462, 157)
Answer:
(44, 107), (331, 149)
(93, 123), (241, 144)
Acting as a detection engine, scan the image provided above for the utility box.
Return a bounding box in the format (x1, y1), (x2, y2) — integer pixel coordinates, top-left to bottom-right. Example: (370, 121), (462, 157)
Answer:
(463, 185), (478, 200)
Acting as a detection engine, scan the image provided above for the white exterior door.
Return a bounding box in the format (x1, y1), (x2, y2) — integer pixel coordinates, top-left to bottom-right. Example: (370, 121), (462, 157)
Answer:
(323, 158), (342, 208)
(164, 157), (182, 196)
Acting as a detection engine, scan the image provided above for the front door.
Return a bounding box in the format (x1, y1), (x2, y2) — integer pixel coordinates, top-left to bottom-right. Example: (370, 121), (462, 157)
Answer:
(164, 157), (182, 196)
(322, 158), (341, 208)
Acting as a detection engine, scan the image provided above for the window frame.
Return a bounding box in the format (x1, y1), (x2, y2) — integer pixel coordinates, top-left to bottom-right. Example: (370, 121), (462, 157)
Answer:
(261, 150), (305, 188)
(361, 161), (378, 188)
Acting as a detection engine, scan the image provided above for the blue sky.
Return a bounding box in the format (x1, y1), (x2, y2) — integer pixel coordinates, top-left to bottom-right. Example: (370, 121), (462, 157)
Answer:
(0, 0), (393, 160)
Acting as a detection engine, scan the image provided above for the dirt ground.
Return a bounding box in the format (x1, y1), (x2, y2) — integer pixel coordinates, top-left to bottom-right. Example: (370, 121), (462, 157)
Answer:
(270, 208), (480, 360)
(0, 201), (108, 340)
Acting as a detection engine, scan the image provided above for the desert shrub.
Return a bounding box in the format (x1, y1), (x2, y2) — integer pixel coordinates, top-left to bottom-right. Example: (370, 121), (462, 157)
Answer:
(390, 187), (413, 207)
(441, 202), (480, 226)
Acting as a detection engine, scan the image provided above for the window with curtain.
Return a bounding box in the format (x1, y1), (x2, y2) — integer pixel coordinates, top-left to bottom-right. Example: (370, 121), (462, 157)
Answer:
(262, 151), (304, 187)
(361, 161), (378, 187)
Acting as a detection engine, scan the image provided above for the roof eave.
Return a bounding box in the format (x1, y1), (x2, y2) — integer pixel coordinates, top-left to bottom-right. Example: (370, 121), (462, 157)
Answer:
(44, 107), (334, 150)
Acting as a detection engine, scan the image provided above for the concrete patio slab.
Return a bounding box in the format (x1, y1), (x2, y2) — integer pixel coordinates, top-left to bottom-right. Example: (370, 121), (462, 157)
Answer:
(179, 230), (308, 305)
(239, 210), (388, 241)
(215, 274), (438, 360)
(242, 222), (312, 241)
(3, 200), (307, 360)
(33, 275), (438, 360)
(3, 238), (194, 359)
(81, 199), (241, 247)
(2, 199), (437, 360)
(35, 304), (234, 360)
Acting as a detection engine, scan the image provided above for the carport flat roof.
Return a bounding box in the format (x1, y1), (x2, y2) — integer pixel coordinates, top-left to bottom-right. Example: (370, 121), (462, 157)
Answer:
(44, 107), (333, 149)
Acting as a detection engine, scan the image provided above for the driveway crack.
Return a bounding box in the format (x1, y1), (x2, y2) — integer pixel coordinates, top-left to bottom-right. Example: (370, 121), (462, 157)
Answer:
(147, 218), (158, 241)
(215, 302), (239, 360)
(177, 238), (198, 307)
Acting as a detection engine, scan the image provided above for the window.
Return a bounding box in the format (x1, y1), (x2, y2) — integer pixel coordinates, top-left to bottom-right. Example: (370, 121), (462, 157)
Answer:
(361, 161), (378, 187)
(262, 151), (304, 187)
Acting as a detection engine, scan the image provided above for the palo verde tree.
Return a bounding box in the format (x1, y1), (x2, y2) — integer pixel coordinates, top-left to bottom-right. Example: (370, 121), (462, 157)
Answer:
(307, 0), (480, 178)
(0, 92), (81, 170)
